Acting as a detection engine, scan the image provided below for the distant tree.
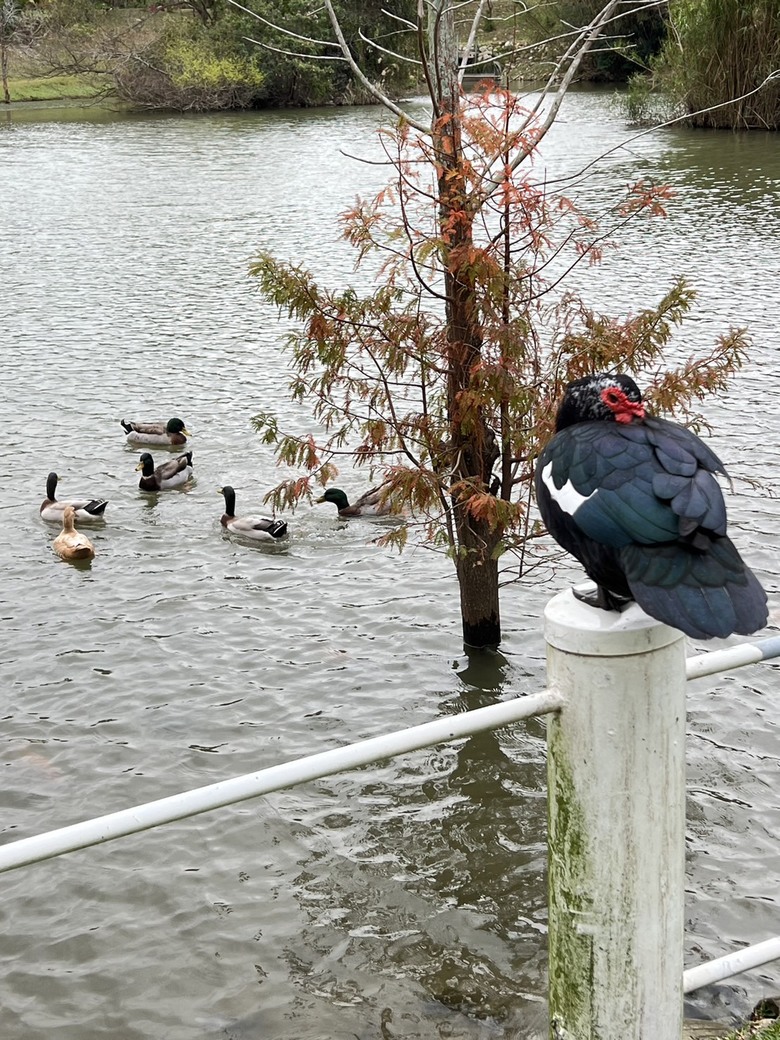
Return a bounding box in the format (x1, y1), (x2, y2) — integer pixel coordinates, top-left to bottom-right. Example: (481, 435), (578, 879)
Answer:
(17, 0), (154, 94)
(0, 0), (18, 103)
(20, 0), (418, 109)
(247, 0), (748, 647)
(115, 10), (267, 111)
(227, 0), (418, 105)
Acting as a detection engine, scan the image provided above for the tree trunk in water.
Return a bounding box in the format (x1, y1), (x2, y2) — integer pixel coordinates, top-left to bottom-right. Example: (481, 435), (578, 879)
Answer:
(1, 36), (10, 106)
(429, 0), (503, 648)
(456, 520), (502, 648)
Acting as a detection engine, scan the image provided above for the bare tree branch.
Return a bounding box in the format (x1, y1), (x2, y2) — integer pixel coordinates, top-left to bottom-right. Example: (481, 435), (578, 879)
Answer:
(242, 36), (345, 61)
(474, 0), (623, 205)
(358, 28), (423, 67)
(539, 66), (780, 195)
(380, 7), (417, 31)
(457, 0), (491, 85)
(323, 0), (429, 132)
(226, 0), (340, 49)
(518, 0), (621, 144)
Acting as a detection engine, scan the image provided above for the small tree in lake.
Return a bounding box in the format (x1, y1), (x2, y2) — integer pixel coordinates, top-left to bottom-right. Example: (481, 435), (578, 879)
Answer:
(245, 0), (748, 648)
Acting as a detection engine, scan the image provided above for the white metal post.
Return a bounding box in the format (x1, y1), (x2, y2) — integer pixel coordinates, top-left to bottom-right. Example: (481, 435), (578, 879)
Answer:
(545, 588), (687, 1040)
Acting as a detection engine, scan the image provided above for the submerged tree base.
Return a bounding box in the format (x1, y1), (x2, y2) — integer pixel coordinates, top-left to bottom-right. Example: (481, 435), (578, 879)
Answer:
(462, 617), (501, 650)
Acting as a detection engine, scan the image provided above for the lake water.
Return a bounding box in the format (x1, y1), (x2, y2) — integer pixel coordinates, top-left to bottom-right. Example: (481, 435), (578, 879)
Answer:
(1, 90), (779, 1038)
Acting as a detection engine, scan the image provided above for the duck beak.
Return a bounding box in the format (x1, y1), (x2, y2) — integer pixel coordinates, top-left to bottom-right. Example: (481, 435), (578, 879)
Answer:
(315, 495), (325, 503)
(217, 487), (224, 494)
(135, 461), (144, 472)
(182, 427), (190, 436)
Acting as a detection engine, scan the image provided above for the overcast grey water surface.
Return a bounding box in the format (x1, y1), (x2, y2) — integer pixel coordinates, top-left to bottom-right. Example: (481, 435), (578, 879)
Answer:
(1, 92), (779, 1038)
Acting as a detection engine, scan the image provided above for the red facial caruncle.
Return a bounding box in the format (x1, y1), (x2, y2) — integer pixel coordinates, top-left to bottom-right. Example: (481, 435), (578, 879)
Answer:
(601, 385), (645, 424)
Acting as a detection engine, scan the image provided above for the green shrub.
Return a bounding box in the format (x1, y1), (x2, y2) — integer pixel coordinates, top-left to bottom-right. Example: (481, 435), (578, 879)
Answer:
(165, 39), (264, 92)
(115, 13), (266, 111)
(620, 72), (683, 127)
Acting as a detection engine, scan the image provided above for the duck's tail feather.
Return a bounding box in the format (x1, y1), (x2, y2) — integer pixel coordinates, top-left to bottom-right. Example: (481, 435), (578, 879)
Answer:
(621, 537), (768, 639)
(84, 499), (109, 517)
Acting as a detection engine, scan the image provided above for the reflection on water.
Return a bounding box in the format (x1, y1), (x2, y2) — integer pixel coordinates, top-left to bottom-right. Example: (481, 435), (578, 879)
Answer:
(275, 685), (548, 1037)
(0, 92), (779, 1038)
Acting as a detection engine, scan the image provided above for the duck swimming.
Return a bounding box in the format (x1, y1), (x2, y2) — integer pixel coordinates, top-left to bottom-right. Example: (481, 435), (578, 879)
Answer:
(316, 482), (397, 518)
(52, 505), (95, 561)
(534, 372), (768, 639)
(121, 418), (189, 447)
(136, 451), (193, 491)
(40, 472), (109, 523)
(219, 486), (288, 541)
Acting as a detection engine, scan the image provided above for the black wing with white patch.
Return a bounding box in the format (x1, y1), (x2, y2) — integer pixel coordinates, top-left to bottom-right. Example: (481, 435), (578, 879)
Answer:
(536, 416), (728, 550)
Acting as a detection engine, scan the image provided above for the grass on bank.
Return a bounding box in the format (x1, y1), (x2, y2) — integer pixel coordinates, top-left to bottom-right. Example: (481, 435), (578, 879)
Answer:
(3, 73), (104, 102)
(721, 1017), (780, 1039)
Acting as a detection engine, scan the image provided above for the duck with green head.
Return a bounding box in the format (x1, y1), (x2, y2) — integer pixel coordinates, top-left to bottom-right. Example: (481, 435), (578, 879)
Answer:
(136, 451), (193, 491)
(219, 486), (288, 541)
(316, 482), (396, 518)
(121, 417), (189, 447)
(40, 471), (108, 523)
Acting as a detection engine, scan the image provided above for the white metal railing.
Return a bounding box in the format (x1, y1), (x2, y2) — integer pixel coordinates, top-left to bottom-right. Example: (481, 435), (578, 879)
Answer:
(683, 936), (780, 995)
(686, 633), (780, 680)
(2, 591), (779, 1037)
(0, 688), (563, 875)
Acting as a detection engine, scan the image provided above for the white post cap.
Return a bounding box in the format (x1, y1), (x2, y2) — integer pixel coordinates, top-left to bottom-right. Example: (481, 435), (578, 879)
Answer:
(544, 584), (683, 656)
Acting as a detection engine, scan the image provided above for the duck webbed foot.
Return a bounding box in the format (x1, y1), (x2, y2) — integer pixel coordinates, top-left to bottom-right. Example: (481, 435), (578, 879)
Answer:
(573, 584), (634, 613)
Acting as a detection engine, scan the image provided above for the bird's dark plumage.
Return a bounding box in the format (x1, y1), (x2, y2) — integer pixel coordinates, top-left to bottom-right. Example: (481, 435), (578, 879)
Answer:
(40, 472), (108, 522)
(136, 451), (193, 491)
(535, 373), (768, 639)
(218, 486), (288, 541)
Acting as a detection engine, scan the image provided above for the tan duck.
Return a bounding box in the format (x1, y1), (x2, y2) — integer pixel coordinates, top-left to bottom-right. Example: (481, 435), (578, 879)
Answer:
(40, 472), (109, 523)
(219, 486), (288, 541)
(121, 417), (189, 447)
(52, 506), (95, 561)
(316, 482), (397, 518)
(136, 451), (193, 491)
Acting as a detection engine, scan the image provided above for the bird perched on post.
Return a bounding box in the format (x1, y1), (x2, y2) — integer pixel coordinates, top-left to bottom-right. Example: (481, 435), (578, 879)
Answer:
(534, 372), (768, 640)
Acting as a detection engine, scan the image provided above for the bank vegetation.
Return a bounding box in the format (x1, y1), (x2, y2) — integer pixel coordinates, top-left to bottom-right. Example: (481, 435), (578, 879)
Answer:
(1, 0), (420, 109)
(2, 0), (778, 129)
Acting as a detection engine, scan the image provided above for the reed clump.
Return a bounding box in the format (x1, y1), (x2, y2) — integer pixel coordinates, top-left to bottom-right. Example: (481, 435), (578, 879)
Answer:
(660, 0), (780, 129)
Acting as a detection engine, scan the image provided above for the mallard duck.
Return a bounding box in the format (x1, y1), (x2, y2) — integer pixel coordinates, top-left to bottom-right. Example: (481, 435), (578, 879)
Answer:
(40, 472), (109, 523)
(52, 506), (95, 561)
(316, 482), (396, 518)
(136, 451), (193, 491)
(121, 417), (189, 447)
(219, 486), (288, 541)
